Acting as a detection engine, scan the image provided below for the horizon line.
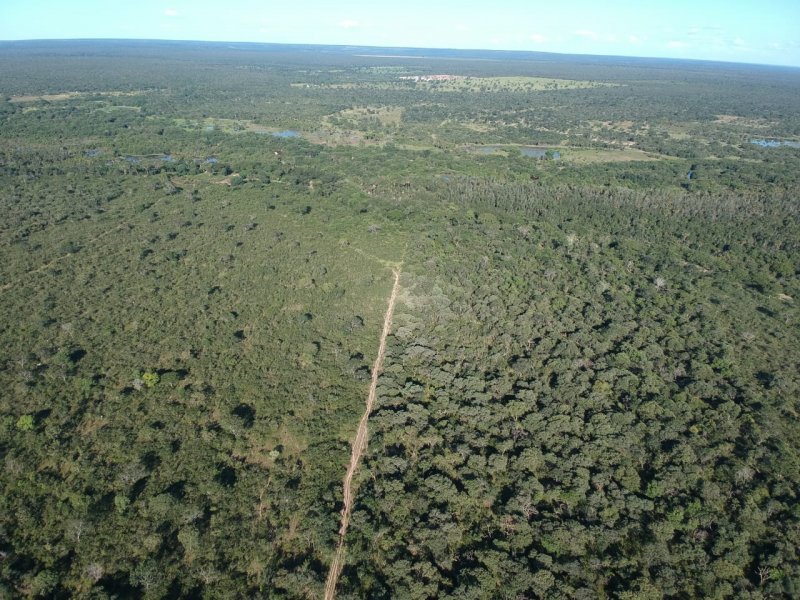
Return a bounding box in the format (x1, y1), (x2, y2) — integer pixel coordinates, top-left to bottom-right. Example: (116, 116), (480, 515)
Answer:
(1, 37), (798, 71)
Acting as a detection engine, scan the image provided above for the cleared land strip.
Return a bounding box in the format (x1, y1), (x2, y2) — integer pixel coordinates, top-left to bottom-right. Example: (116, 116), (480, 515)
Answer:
(324, 268), (401, 600)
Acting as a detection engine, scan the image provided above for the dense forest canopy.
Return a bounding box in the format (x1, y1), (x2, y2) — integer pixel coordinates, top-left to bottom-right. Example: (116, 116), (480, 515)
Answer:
(0, 40), (798, 599)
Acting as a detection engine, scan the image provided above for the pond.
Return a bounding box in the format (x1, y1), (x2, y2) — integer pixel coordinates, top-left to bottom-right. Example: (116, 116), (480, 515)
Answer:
(521, 147), (560, 159)
(471, 145), (560, 159)
(122, 154), (174, 164)
(751, 139), (800, 148)
(521, 147), (547, 158)
(273, 130), (300, 138)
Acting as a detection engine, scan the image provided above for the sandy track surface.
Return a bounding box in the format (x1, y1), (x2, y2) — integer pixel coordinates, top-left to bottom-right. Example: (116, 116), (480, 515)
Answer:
(324, 268), (401, 600)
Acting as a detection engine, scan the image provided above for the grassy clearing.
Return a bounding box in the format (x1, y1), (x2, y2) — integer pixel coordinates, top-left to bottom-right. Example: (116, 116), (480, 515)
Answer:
(8, 90), (148, 102)
(305, 129), (382, 146)
(714, 114), (774, 128)
(462, 121), (492, 132)
(560, 147), (664, 163)
(588, 119), (645, 133)
(458, 144), (663, 163)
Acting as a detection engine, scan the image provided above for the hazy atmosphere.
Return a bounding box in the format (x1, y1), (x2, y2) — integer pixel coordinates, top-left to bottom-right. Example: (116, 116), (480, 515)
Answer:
(1, 0), (799, 66)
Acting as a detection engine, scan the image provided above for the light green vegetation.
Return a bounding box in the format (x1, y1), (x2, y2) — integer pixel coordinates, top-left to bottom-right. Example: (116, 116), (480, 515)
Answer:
(558, 147), (663, 163)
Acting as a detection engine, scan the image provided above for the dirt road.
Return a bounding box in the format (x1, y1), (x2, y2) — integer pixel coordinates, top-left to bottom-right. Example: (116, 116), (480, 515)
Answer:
(324, 268), (401, 600)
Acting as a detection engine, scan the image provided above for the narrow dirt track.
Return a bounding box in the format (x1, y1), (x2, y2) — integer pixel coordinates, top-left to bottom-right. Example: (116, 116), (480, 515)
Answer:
(0, 222), (129, 295)
(324, 268), (401, 600)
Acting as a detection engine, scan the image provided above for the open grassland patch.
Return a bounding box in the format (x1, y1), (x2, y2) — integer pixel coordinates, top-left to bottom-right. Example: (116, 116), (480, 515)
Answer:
(561, 147), (664, 163)
(714, 114), (774, 128)
(588, 119), (645, 133)
(9, 92), (80, 102)
(462, 121), (492, 132)
(8, 90), (150, 102)
(458, 144), (663, 163)
(291, 82), (401, 90)
(305, 129), (383, 146)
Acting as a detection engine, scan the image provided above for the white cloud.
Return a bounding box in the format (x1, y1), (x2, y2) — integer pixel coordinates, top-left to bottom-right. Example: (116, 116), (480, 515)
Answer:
(164, 8), (178, 17)
(340, 19), (361, 29)
(733, 37), (745, 46)
(667, 40), (687, 49)
(575, 29), (598, 40)
(629, 35), (640, 43)
(529, 33), (546, 43)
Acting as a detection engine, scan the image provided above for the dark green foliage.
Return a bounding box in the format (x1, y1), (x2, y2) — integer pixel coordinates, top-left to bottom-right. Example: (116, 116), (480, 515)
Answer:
(0, 40), (798, 598)
(342, 184), (799, 599)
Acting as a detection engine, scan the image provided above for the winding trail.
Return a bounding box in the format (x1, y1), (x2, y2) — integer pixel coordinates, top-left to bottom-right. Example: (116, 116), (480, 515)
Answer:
(324, 268), (401, 600)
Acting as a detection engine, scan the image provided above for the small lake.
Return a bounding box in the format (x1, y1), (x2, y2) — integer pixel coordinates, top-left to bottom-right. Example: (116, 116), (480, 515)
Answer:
(521, 147), (547, 158)
(272, 130), (300, 138)
(473, 145), (560, 159)
(751, 139), (800, 148)
(521, 147), (560, 159)
(122, 154), (173, 164)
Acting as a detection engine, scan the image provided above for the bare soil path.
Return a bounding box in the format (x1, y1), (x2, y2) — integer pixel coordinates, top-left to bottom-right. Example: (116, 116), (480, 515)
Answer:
(0, 222), (130, 295)
(324, 267), (401, 600)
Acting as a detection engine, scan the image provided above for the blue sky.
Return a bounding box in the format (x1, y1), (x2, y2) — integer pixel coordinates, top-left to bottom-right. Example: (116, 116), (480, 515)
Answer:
(1, 0), (799, 67)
